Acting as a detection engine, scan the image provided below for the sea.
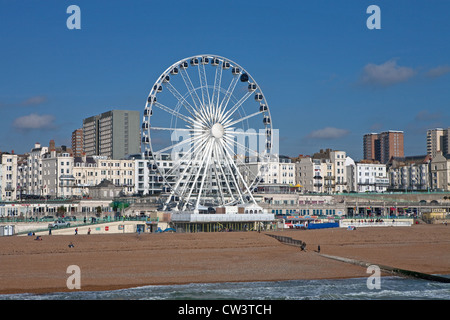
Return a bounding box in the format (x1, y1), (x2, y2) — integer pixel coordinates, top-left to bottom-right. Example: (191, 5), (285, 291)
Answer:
(1, 276), (449, 300)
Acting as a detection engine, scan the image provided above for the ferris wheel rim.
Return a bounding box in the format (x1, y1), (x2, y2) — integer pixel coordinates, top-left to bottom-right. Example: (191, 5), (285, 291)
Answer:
(142, 54), (274, 210)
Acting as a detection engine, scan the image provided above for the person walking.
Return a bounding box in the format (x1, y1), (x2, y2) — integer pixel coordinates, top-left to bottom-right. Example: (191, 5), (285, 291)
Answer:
(75, 228), (78, 235)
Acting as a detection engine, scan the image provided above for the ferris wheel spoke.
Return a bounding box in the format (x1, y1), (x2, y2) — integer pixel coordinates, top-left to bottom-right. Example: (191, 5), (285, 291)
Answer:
(164, 145), (196, 179)
(217, 74), (240, 121)
(226, 129), (266, 136)
(153, 102), (197, 126)
(211, 146), (226, 204)
(165, 133), (209, 179)
(183, 138), (214, 210)
(163, 153), (200, 209)
(198, 64), (211, 114)
(195, 138), (215, 209)
(223, 134), (260, 158)
(223, 111), (261, 128)
(179, 68), (207, 116)
(152, 134), (197, 155)
(149, 126), (198, 132)
(220, 91), (253, 124)
(215, 140), (246, 204)
(182, 138), (212, 209)
(225, 143), (263, 188)
(220, 139), (257, 204)
(211, 64), (223, 121)
(213, 143), (236, 203)
(164, 134), (210, 209)
(164, 81), (206, 124)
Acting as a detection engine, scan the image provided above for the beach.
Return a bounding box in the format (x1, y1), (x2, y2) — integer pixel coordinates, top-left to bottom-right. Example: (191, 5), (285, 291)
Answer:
(0, 224), (449, 295)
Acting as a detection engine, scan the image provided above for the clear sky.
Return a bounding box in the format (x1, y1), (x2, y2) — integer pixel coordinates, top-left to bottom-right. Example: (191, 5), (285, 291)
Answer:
(1, 0), (449, 160)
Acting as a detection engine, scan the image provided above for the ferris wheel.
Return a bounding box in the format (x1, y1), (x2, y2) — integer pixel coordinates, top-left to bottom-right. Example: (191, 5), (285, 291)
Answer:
(142, 54), (273, 211)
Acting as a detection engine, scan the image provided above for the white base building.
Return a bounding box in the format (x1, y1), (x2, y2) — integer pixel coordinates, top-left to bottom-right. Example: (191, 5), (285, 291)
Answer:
(346, 158), (389, 193)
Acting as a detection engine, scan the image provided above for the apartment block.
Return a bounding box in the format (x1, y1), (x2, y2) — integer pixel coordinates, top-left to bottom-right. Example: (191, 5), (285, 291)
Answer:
(245, 155), (295, 187)
(295, 156), (314, 192)
(18, 143), (49, 197)
(387, 155), (432, 191)
(295, 149), (347, 193)
(127, 153), (176, 196)
(71, 128), (84, 157)
(42, 151), (75, 198)
(82, 110), (141, 160)
(427, 128), (450, 158)
(363, 133), (379, 161)
(430, 153), (450, 191)
(312, 149), (347, 193)
(16, 141), (74, 199)
(0, 153), (18, 201)
(363, 131), (404, 164)
(72, 156), (135, 197)
(346, 159), (389, 193)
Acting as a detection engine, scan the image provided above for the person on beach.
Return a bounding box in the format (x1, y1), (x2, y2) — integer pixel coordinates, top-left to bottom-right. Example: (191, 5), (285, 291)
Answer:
(317, 245), (320, 253)
(75, 228), (78, 235)
(88, 228), (91, 235)
(300, 242), (306, 251)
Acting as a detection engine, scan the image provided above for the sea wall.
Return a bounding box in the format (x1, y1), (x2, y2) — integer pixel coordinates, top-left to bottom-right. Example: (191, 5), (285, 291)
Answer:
(339, 219), (414, 228)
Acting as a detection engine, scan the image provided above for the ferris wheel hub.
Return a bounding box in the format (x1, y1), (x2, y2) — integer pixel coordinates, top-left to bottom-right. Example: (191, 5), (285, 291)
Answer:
(210, 122), (224, 139)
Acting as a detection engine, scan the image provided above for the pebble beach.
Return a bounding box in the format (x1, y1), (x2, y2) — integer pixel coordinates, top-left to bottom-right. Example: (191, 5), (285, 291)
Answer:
(0, 224), (449, 295)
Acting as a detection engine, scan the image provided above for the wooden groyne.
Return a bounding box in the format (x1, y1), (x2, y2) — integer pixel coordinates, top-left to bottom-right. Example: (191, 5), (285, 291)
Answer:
(266, 234), (306, 248)
(319, 253), (450, 283)
(266, 233), (450, 283)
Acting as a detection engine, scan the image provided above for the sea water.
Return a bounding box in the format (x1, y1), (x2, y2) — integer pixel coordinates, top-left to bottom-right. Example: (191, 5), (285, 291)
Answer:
(1, 276), (449, 300)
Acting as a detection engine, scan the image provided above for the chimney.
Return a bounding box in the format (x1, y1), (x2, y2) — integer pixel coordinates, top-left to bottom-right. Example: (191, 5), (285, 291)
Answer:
(49, 140), (56, 151)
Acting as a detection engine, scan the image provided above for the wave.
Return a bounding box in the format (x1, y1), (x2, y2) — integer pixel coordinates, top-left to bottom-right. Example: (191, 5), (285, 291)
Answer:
(1, 277), (449, 300)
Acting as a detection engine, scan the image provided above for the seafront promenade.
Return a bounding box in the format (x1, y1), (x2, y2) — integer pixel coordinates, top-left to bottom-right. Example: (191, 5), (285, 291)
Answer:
(1, 192), (448, 237)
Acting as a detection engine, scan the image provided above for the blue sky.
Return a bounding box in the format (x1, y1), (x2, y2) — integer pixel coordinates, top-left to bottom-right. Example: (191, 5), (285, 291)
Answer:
(1, 0), (449, 160)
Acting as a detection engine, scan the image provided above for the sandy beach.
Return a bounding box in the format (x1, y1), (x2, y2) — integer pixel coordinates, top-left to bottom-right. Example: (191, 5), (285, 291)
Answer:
(0, 224), (449, 295)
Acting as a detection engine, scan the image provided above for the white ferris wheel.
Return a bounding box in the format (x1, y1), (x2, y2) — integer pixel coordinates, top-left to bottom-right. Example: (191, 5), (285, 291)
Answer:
(142, 54), (273, 212)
